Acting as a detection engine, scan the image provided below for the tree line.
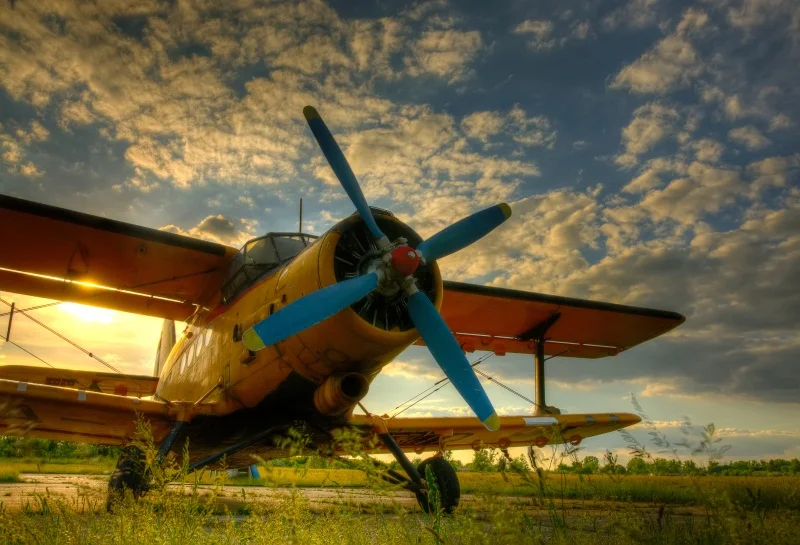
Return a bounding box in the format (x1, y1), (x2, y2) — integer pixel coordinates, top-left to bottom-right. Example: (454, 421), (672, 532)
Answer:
(3, 436), (798, 476)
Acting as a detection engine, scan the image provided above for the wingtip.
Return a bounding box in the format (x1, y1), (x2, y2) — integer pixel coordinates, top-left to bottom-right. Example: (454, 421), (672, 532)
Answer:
(482, 412), (501, 432)
(303, 106), (320, 120)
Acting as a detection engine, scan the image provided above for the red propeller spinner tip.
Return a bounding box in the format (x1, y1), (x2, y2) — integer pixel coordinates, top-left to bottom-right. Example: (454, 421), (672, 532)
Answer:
(391, 245), (421, 277)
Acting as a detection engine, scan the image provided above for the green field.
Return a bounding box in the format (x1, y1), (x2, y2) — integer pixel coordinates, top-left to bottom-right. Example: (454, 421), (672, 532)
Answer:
(2, 459), (800, 544)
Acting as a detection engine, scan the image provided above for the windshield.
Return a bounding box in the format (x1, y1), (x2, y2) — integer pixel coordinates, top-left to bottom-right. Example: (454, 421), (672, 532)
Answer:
(221, 234), (316, 303)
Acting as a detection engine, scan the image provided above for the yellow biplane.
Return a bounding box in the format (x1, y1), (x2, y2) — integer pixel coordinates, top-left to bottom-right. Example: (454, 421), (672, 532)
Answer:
(0, 107), (684, 512)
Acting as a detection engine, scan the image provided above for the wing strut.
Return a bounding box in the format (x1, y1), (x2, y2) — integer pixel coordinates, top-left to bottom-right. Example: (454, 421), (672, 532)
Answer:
(518, 313), (562, 416)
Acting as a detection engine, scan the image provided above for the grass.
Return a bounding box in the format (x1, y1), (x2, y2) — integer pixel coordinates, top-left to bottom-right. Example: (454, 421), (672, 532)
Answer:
(216, 467), (800, 509)
(3, 457), (800, 543)
(1, 477), (800, 544)
(8, 457), (798, 510)
(0, 457), (116, 475)
(0, 469), (21, 483)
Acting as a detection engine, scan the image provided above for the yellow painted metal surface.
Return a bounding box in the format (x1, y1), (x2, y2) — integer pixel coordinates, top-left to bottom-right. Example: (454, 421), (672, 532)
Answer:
(350, 412), (642, 454)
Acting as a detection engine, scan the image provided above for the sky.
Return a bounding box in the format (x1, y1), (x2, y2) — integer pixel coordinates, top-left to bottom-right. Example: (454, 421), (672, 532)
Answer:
(1, 0), (799, 465)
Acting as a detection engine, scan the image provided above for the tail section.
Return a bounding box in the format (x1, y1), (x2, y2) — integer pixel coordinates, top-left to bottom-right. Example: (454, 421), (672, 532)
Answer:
(154, 320), (176, 378)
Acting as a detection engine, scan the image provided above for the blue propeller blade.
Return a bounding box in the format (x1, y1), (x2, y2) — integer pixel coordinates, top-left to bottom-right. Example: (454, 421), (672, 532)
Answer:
(416, 203), (512, 263)
(242, 271), (380, 351)
(407, 290), (500, 431)
(303, 106), (385, 242)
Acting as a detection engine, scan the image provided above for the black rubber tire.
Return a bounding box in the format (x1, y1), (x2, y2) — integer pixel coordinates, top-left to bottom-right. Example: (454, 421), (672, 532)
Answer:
(416, 456), (460, 514)
(106, 446), (148, 512)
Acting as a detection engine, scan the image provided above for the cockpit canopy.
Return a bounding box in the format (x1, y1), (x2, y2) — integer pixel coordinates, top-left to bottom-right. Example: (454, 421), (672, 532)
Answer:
(221, 233), (317, 303)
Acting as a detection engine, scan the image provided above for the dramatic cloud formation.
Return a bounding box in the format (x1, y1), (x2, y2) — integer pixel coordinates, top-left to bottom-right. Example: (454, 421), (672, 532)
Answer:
(1, 0), (798, 459)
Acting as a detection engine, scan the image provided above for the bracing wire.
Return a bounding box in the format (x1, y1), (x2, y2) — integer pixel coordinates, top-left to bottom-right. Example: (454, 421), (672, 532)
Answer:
(0, 331), (91, 389)
(388, 350), (549, 419)
(0, 297), (124, 375)
(0, 301), (62, 318)
(388, 352), (496, 419)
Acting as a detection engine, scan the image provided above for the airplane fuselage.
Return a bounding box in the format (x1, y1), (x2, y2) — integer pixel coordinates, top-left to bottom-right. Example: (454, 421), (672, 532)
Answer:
(152, 212), (441, 463)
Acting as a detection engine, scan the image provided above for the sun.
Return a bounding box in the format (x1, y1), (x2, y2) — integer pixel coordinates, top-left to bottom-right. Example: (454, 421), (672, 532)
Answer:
(60, 303), (114, 324)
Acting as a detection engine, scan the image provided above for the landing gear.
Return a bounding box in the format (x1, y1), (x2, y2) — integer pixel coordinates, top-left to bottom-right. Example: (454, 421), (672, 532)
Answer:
(416, 456), (460, 514)
(106, 446), (148, 511)
(371, 420), (460, 514)
(107, 420), (187, 511)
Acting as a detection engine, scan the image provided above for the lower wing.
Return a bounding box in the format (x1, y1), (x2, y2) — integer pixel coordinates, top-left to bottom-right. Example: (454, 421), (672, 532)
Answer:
(350, 413), (640, 453)
(0, 365), (158, 397)
(0, 378), (175, 445)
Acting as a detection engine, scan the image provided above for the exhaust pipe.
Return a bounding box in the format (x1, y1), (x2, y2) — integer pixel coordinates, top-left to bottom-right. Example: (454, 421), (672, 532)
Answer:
(314, 373), (369, 416)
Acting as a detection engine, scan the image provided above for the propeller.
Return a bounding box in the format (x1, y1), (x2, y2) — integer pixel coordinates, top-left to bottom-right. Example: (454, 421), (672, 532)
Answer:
(242, 106), (512, 431)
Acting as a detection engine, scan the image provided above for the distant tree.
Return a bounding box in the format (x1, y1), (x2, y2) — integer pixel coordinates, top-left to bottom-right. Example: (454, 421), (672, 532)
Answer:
(581, 456), (600, 474)
(509, 455), (529, 473)
(469, 448), (498, 472)
(627, 457), (649, 475)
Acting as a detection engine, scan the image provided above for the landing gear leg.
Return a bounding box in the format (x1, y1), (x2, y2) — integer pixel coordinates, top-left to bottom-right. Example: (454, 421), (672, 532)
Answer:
(363, 408), (460, 514)
(107, 420), (187, 511)
(106, 445), (148, 511)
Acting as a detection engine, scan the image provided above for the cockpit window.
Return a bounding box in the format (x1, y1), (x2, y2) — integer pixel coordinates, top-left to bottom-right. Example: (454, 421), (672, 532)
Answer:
(245, 238), (279, 267)
(221, 233), (317, 303)
(273, 235), (307, 260)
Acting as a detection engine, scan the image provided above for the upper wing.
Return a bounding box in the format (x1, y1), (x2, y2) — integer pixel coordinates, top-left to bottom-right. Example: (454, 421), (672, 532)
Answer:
(421, 281), (685, 358)
(0, 378), (174, 445)
(0, 365), (158, 397)
(0, 194), (237, 321)
(350, 413), (640, 454)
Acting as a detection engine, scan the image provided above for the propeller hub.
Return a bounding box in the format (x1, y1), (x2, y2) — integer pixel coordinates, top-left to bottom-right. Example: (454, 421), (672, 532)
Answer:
(390, 245), (420, 277)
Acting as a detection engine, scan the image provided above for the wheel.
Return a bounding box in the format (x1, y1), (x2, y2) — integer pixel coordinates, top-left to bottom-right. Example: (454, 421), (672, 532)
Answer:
(106, 446), (148, 512)
(416, 456), (460, 514)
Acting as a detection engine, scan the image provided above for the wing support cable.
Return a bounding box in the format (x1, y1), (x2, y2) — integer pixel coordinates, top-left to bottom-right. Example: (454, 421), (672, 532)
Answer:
(0, 297), (125, 375)
(387, 350), (552, 418)
(387, 353), (494, 419)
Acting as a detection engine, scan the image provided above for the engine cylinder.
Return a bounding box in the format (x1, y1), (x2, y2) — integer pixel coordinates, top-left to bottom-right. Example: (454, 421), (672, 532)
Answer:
(313, 372), (370, 416)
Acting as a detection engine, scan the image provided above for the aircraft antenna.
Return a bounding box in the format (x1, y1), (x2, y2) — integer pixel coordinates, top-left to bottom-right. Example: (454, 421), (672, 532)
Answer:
(299, 198), (303, 233)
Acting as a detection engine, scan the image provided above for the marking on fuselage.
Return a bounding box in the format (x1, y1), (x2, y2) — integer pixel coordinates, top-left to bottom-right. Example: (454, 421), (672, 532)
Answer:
(16, 382), (27, 392)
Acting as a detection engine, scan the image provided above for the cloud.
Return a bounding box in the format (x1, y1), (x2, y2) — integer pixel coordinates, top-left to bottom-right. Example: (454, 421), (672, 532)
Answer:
(513, 18), (593, 50)
(512, 20), (555, 51)
(601, 0), (662, 31)
(405, 29), (483, 83)
(161, 214), (259, 246)
(728, 125), (771, 150)
(635, 162), (744, 224)
(746, 154), (800, 193)
(382, 359), (442, 382)
(611, 36), (703, 94)
(768, 114), (793, 131)
(0, 120), (49, 176)
(615, 103), (681, 167)
(461, 106), (556, 149)
(622, 157), (687, 193)
(726, 0), (800, 30)
(691, 138), (725, 163)
(460, 111), (505, 143)
(611, 9), (708, 94)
